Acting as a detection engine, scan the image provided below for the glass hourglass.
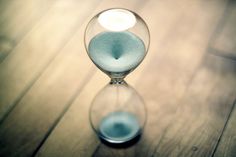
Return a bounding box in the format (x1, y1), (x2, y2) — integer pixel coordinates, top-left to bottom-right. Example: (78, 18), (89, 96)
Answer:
(84, 8), (150, 146)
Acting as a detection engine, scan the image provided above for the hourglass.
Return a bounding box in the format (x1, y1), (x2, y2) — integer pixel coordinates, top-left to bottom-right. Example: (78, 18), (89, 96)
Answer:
(84, 8), (150, 146)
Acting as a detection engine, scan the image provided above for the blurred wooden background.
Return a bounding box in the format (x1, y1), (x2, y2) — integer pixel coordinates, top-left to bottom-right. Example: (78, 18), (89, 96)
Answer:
(0, 0), (236, 156)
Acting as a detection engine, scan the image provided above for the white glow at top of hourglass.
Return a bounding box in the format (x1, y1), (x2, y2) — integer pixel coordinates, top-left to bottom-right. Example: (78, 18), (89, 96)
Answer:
(98, 9), (136, 31)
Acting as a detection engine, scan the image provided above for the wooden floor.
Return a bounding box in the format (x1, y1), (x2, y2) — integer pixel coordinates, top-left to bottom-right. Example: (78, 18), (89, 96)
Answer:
(0, 0), (236, 156)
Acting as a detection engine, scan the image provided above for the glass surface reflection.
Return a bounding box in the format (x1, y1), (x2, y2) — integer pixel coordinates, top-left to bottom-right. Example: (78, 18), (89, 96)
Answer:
(89, 81), (146, 147)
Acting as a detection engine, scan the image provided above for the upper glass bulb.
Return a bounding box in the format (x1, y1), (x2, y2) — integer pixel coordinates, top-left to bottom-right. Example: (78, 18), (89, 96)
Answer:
(84, 8), (150, 79)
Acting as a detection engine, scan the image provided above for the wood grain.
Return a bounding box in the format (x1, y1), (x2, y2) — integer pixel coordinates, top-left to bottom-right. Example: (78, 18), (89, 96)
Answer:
(0, 0), (56, 61)
(214, 100), (236, 157)
(151, 55), (236, 157)
(0, 0), (100, 122)
(35, 71), (107, 157)
(0, 1), (102, 156)
(209, 0), (236, 60)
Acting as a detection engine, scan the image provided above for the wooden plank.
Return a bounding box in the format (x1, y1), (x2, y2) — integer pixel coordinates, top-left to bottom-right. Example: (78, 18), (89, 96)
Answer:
(205, 2), (236, 156)
(35, 71), (108, 157)
(34, 0), (225, 156)
(0, 28), (95, 157)
(0, 0), (101, 122)
(209, 0), (236, 60)
(214, 99), (236, 157)
(0, 1), (147, 157)
(150, 55), (236, 157)
(0, 1), (108, 156)
(0, 0), (56, 61)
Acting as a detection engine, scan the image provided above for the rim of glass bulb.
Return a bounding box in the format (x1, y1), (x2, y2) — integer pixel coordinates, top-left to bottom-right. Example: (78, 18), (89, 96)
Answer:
(98, 128), (142, 144)
(84, 8), (150, 80)
(88, 82), (148, 144)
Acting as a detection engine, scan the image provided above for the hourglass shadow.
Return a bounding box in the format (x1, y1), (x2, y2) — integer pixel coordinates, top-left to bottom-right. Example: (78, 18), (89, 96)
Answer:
(89, 81), (147, 148)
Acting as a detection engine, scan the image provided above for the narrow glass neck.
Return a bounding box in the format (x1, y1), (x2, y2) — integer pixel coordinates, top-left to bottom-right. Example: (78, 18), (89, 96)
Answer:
(110, 78), (126, 84)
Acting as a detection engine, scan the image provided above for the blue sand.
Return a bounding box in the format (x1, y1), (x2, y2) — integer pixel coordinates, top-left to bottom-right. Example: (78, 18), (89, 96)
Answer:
(88, 31), (145, 73)
(98, 111), (140, 143)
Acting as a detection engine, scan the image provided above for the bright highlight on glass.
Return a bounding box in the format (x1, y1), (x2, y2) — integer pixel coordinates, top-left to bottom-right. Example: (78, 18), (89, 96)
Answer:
(98, 9), (136, 31)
